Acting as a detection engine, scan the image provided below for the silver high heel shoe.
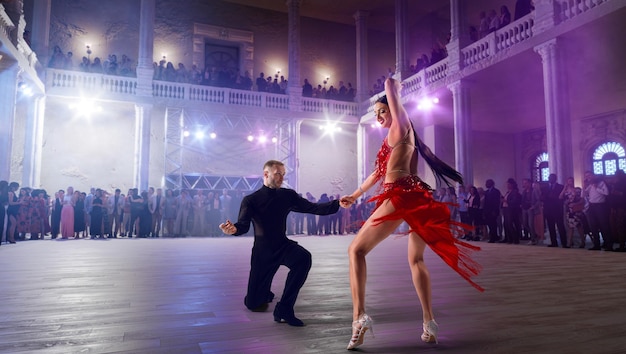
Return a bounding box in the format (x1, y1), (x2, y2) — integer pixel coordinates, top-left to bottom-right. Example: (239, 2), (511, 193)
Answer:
(346, 313), (374, 350)
(421, 319), (439, 344)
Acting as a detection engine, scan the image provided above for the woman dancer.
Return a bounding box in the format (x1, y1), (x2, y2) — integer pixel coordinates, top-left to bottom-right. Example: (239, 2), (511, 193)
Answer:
(340, 78), (483, 350)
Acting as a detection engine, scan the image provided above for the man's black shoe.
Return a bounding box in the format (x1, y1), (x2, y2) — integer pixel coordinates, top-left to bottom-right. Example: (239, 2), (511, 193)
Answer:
(273, 303), (304, 327)
(251, 303), (269, 312)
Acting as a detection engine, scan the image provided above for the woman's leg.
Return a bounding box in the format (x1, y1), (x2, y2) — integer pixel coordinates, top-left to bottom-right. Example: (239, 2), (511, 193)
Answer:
(408, 232), (433, 323)
(348, 199), (403, 321)
(8, 215), (17, 242)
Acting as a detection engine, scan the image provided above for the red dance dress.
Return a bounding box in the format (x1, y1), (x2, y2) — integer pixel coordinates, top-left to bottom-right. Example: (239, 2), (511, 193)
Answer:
(368, 138), (484, 291)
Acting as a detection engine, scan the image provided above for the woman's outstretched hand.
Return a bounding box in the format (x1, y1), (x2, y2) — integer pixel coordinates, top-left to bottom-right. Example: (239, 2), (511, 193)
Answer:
(340, 195), (356, 208)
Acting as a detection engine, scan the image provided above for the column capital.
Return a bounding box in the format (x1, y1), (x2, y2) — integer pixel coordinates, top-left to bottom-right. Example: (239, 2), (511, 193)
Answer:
(534, 38), (558, 59)
(447, 79), (473, 93)
(285, 0), (302, 7)
(353, 9), (370, 22)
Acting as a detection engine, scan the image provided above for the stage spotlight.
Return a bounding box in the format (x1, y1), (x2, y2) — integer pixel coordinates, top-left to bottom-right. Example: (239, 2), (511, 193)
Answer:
(195, 131), (205, 139)
(68, 98), (102, 116)
(320, 123), (341, 133)
(271, 137), (278, 143)
(18, 82), (33, 97)
(258, 136), (267, 143)
(247, 135), (254, 142)
(417, 96), (439, 111)
(209, 132), (217, 139)
(183, 130), (191, 137)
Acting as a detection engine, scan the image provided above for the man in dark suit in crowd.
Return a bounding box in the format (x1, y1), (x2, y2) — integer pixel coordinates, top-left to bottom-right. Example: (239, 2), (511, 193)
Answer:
(219, 160), (340, 326)
(484, 179), (502, 243)
(543, 173), (568, 248)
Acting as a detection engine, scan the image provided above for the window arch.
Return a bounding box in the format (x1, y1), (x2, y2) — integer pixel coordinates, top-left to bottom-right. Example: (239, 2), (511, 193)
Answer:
(592, 141), (626, 176)
(532, 152), (549, 182)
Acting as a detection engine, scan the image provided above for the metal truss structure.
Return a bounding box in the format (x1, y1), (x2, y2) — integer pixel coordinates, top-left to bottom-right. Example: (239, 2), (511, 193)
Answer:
(164, 107), (296, 191)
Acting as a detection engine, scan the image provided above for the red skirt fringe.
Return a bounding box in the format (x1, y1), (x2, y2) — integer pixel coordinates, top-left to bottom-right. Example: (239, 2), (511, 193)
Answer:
(369, 175), (484, 292)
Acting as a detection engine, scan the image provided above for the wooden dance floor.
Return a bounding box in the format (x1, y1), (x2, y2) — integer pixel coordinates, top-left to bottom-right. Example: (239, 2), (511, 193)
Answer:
(0, 235), (624, 353)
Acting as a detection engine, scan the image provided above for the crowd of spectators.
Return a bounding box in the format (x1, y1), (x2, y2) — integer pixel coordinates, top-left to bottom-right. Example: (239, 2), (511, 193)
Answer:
(48, 45), (135, 77)
(302, 78), (356, 102)
(476, 0), (534, 40)
(0, 180), (373, 243)
(445, 171), (626, 252)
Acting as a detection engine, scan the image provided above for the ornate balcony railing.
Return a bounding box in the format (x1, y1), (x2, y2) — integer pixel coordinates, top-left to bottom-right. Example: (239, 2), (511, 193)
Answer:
(46, 68), (358, 115)
(558, 0), (610, 22)
(48, 69), (138, 95)
(43, 0), (622, 119)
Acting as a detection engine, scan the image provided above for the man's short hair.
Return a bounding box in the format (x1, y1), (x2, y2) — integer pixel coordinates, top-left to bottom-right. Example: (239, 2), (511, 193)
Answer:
(263, 160), (284, 171)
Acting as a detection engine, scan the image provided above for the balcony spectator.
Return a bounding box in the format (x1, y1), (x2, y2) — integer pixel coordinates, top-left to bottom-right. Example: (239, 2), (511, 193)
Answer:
(64, 51), (74, 70)
(176, 63), (188, 83)
(256, 72), (267, 92)
(347, 83), (355, 101)
(119, 55), (133, 77)
(164, 62), (177, 82)
(514, 0), (534, 20)
(488, 9), (500, 33)
(500, 5), (512, 28)
(478, 11), (489, 38)
(48, 45), (66, 68)
(90, 57), (103, 73)
(270, 77), (281, 94)
(106, 54), (118, 75)
(240, 70), (253, 90)
(79, 56), (90, 72)
(302, 78), (313, 97)
(189, 65), (202, 85)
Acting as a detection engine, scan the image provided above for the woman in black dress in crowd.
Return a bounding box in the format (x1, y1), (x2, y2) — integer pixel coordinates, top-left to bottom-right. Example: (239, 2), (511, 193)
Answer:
(138, 191), (152, 238)
(74, 191), (86, 238)
(0, 181), (8, 244)
(91, 189), (104, 239)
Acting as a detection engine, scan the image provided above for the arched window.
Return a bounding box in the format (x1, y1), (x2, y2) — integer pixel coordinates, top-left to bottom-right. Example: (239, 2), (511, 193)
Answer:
(532, 152), (549, 182)
(592, 142), (626, 175)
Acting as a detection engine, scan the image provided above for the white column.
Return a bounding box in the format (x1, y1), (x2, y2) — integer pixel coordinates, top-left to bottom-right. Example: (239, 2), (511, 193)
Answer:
(357, 123), (368, 186)
(394, 0), (410, 80)
(0, 68), (19, 181)
(134, 104), (152, 191)
(134, 0), (155, 191)
(354, 10), (369, 103)
(533, 0), (557, 34)
(22, 95), (46, 187)
(534, 39), (573, 180)
(448, 80), (473, 186)
(446, 0), (469, 73)
(30, 0), (51, 70)
(286, 0), (302, 110)
(136, 0), (155, 97)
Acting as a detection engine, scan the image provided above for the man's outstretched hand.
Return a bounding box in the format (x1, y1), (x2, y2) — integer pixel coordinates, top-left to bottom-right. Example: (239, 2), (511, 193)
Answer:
(219, 220), (237, 235)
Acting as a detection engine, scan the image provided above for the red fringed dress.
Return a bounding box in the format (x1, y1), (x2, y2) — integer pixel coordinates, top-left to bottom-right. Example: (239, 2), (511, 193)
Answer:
(368, 137), (484, 292)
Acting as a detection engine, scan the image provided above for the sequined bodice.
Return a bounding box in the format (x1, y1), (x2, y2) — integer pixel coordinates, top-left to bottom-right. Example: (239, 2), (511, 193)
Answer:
(374, 138), (392, 181)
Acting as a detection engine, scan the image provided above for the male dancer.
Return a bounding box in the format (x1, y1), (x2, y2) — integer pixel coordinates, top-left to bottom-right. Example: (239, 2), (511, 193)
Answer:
(219, 160), (340, 326)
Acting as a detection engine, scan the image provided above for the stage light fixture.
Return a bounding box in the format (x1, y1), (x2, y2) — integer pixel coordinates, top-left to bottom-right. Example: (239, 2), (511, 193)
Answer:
(417, 96), (439, 111)
(209, 132), (217, 139)
(247, 135), (254, 142)
(183, 130), (191, 137)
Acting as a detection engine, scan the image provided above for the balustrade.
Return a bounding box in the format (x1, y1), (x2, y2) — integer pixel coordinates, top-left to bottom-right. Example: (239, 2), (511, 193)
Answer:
(559, 0), (608, 21)
(40, 0), (620, 118)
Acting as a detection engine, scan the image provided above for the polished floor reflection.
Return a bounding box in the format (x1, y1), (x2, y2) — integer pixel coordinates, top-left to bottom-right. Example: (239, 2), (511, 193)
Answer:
(0, 235), (624, 353)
